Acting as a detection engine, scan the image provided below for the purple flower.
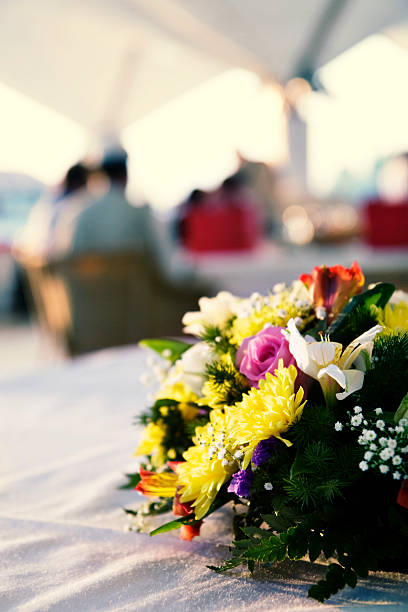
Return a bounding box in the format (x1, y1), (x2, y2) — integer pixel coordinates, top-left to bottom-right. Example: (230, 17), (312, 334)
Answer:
(252, 437), (277, 466)
(228, 468), (254, 498)
(236, 325), (297, 388)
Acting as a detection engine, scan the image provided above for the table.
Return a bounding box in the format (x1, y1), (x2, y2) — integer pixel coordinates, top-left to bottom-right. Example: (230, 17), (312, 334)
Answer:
(1, 346), (407, 611)
(189, 242), (408, 296)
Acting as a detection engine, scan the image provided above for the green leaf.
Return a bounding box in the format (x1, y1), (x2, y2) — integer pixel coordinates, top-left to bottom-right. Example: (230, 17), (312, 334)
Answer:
(287, 530), (308, 560)
(150, 489), (230, 536)
(207, 557), (243, 573)
(394, 392), (408, 423)
(308, 584), (326, 603)
(328, 282), (394, 338)
(123, 507), (139, 516)
(262, 513), (293, 532)
(139, 338), (191, 363)
(347, 282), (394, 311)
(241, 526), (268, 538)
(308, 532), (322, 563)
(344, 568), (357, 588)
(149, 515), (194, 536)
(119, 472), (141, 489)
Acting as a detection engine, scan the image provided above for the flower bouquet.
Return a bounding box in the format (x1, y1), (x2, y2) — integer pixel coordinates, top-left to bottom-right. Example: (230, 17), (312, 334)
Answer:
(126, 262), (408, 602)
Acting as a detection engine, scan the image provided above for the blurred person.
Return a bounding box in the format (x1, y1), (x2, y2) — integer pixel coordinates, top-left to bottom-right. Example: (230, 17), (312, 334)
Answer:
(70, 151), (208, 289)
(14, 162), (89, 258)
(174, 189), (207, 245)
(235, 155), (279, 236)
(182, 169), (264, 253)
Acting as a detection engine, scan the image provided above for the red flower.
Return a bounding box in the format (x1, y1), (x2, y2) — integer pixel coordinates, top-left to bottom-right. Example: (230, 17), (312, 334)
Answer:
(300, 261), (364, 320)
(173, 491), (194, 517)
(180, 522), (203, 541)
(397, 479), (408, 509)
(173, 490), (203, 541)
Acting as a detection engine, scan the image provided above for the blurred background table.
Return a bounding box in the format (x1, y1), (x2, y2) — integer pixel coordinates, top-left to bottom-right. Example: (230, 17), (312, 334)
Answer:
(187, 241), (408, 296)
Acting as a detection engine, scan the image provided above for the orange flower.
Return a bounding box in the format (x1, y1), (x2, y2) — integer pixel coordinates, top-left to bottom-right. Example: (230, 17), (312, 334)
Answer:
(135, 468), (178, 498)
(300, 261), (364, 320)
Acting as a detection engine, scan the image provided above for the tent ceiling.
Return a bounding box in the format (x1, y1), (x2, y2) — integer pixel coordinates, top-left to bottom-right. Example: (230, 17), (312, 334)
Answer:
(0, 0), (406, 132)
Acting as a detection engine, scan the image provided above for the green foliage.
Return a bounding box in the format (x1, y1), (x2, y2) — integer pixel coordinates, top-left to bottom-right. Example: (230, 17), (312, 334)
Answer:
(139, 338), (191, 363)
(137, 397), (210, 461)
(394, 392), (408, 422)
(328, 283), (394, 345)
(201, 324), (236, 357)
(355, 331), (408, 410)
(119, 472), (141, 489)
(205, 360), (249, 406)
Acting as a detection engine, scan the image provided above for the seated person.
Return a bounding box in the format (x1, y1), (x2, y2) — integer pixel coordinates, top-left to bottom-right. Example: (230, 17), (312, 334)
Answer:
(14, 162), (89, 259)
(70, 152), (210, 290)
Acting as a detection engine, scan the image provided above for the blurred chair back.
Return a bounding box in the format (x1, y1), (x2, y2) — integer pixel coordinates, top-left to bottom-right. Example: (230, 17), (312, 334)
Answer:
(18, 252), (204, 356)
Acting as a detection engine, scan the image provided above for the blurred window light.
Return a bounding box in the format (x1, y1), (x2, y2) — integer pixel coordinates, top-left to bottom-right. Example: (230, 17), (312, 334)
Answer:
(282, 205), (314, 245)
(122, 69), (286, 210)
(299, 33), (408, 199)
(316, 34), (408, 98)
(377, 154), (408, 202)
(0, 82), (88, 185)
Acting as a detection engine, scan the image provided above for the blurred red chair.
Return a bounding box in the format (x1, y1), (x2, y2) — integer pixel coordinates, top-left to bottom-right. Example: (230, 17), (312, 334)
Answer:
(363, 200), (408, 247)
(184, 201), (261, 253)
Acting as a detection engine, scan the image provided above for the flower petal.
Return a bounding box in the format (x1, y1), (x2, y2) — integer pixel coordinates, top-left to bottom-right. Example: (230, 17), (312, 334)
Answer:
(286, 318), (315, 376)
(308, 342), (338, 368)
(353, 324), (383, 346)
(336, 369), (365, 400)
(318, 363), (346, 389)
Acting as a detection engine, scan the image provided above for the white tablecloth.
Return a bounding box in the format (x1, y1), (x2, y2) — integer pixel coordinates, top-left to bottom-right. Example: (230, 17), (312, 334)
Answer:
(1, 346), (407, 611)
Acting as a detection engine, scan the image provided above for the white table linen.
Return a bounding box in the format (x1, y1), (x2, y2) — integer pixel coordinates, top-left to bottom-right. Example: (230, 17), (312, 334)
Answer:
(1, 346), (407, 611)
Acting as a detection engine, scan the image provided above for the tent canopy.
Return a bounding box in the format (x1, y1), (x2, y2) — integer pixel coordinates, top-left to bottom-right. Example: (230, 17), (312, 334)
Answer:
(0, 0), (407, 132)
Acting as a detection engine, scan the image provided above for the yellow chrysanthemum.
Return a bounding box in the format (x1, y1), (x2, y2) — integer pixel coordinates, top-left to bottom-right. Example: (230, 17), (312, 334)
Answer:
(381, 301), (408, 332)
(230, 300), (310, 346)
(156, 381), (198, 404)
(134, 421), (166, 468)
(156, 381), (200, 421)
(228, 360), (306, 469)
(177, 409), (238, 520)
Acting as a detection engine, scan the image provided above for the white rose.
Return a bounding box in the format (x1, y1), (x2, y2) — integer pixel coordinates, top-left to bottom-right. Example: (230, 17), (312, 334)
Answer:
(182, 291), (241, 336)
(166, 342), (215, 395)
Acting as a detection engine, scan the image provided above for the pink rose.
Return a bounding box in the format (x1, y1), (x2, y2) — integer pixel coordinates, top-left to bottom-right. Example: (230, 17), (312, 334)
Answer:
(236, 325), (297, 388)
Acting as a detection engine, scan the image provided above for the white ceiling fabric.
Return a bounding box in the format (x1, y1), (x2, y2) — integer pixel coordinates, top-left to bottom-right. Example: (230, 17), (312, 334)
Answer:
(0, 0), (406, 133)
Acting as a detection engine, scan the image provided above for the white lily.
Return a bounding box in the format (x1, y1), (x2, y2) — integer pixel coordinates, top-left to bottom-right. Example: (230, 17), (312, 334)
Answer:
(284, 318), (383, 406)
